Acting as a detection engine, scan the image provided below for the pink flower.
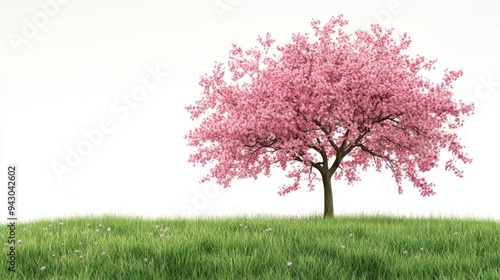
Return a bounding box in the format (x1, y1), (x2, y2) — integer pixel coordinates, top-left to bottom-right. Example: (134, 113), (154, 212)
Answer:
(287, 261), (293, 267)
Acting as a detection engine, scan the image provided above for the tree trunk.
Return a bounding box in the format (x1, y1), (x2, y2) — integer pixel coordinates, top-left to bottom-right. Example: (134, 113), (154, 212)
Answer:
(322, 171), (334, 219)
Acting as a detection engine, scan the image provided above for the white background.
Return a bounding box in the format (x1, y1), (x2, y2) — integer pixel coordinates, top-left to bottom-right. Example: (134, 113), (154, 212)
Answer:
(0, 0), (499, 221)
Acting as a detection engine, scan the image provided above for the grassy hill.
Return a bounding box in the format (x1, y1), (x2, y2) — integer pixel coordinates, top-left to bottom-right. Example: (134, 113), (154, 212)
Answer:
(2, 215), (499, 279)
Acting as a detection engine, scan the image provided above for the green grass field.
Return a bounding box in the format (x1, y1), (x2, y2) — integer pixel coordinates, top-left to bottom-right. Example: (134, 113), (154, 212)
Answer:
(1, 215), (499, 279)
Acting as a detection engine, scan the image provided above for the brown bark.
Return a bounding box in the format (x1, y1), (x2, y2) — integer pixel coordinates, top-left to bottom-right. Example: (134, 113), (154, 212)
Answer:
(321, 171), (334, 218)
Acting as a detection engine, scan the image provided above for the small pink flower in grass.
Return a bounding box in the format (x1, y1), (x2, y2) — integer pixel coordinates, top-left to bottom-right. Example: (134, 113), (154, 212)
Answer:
(155, 225), (159, 229)
(453, 232), (458, 236)
(17, 240), (22, 244)
(99, 224), (102, 227)
(160, 234), (164, 239)
(287, 261), (293, 267)
(149, 232), (153, 236)
(41, 266), (46, 271)
(52, 254), (56, 257)
(263, 228), (272, 232)
(420, 247), (424, 252)
(75, 250), (81, 253)
(59, 222), (63, 226)
(144, 258), (148, 262)
(61, 242), (66, 247)
(340, 245), (345, 249)
(102, 251), (106, 256)
(349, 233), (354, 238)
(95, 229), (99, 232)
(107, 227), (111, 232)
(79, 255), (83, 260)
(163, 227), (169, 232)
(403, 250), (408, 255)
(79, 242), (82, 246)
(94, 241), (98, 245)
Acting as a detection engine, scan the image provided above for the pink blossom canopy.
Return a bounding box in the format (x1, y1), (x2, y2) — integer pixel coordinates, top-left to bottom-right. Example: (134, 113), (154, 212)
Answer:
(186, 15), (473, 197)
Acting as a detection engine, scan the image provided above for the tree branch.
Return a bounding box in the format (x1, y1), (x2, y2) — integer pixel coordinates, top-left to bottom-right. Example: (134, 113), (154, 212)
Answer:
(313, 119), (340, 152)
(339, 129), (350, 151)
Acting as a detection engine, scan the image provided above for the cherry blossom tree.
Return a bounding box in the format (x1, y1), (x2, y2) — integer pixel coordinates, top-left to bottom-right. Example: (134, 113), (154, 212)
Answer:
(186, 15), (473, 218)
